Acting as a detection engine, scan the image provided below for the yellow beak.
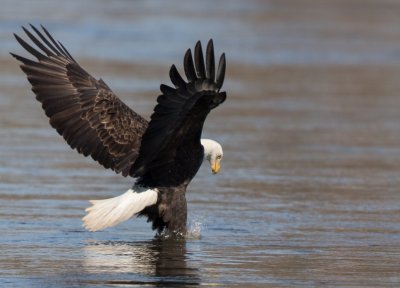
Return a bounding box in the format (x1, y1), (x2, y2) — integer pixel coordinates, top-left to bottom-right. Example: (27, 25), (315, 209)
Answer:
(211, 160), (221, 174)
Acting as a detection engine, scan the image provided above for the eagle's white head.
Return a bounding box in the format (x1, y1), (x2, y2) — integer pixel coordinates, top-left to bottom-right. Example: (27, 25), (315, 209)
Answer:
(201, 139), (223, 174)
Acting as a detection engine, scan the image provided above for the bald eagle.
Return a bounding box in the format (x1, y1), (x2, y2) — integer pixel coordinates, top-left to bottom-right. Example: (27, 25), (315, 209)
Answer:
(12, 25), (226, 236)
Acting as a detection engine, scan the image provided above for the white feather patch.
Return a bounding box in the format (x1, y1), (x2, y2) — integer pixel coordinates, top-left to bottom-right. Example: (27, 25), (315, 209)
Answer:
(82, 186), (158, 232)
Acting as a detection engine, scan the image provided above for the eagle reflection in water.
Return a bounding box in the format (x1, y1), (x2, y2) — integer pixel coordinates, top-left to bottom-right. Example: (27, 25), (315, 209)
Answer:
(82, 239), (201, 285)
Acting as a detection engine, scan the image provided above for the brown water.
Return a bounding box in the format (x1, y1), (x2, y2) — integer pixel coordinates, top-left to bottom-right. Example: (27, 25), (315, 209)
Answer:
(1, 0), (400, 287)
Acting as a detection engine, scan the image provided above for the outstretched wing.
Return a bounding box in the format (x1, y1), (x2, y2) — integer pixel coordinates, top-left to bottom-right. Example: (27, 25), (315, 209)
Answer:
(132, 39), (226, 176)
(11, 25), (148, 177)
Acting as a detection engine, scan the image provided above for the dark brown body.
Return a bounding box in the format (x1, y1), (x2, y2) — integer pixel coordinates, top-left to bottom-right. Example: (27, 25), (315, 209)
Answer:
(138, 141), (204, 234)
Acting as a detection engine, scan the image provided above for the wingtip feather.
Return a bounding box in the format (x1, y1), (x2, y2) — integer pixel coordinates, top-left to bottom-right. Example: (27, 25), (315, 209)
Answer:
(216, 53), (226, 90)
(194, 41), (206, 78)
(184, 48), (196, 82)
(206, 39), (215, 80)
(169, 64), (186, 88)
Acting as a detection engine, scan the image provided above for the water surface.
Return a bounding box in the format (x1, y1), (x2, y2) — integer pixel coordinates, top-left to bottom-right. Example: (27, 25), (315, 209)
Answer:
(1, 0), (400, 287)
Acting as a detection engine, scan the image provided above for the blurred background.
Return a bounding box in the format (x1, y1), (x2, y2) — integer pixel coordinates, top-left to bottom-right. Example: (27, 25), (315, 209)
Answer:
(1, 0), (400, 287)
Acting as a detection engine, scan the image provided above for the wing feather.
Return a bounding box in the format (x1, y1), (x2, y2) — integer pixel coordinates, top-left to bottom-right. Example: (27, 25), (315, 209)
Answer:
(194, 41), (206, 78)
(183, 49), (197, 82)
(216, 53), (226, 90)
(206, 40), (215, 80)
(132, 39), (227, 176)
(169, 65), (186, 89)
(12, 25), (148, 177)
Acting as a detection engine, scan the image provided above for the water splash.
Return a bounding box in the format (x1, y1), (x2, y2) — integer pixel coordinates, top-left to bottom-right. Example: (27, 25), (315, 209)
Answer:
(152, 216), (205, 240)
(186, 217), (205, 240)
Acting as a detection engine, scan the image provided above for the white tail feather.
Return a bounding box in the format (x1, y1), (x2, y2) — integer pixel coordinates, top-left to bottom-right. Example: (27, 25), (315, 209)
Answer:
(82, 187), (158, 232)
